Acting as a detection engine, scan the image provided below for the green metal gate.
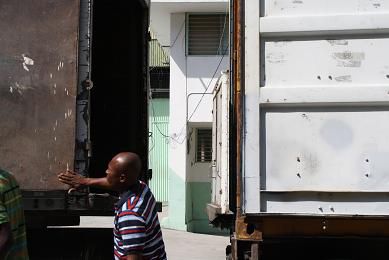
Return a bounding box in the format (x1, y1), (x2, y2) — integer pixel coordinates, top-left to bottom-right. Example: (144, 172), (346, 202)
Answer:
(148, 98), (169, 203)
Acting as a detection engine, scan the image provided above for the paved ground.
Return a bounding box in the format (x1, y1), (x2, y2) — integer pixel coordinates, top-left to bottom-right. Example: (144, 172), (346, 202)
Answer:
(163, 228), (229, 260)
(79, 217), (229, 260)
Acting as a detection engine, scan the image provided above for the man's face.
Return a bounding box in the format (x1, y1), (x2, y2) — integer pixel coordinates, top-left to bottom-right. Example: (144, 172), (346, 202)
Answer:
(105, 160), (125, 190)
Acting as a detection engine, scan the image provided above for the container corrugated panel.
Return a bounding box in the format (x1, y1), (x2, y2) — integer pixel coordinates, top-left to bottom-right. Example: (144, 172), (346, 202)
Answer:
(243, 0), (389, 215)
(148, 99), (169, 203)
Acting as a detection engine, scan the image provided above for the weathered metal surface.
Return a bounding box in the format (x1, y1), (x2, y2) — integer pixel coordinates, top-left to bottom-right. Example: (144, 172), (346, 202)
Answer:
(264, 0), (389, 16)
(74, 0), (92, 178)
(264, 38), (389, 87)
(241, 0), (389, 217)
(243, 0), (261, 214)
(263, 108), (389, 192)
(255, 215), (389, 237)
(0, 0), (79, 190)
(235, 216), (262, 241)
(210, 72), (230, 214)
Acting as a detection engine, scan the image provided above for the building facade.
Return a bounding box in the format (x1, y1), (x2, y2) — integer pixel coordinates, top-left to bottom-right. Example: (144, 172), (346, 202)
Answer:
(150, 0), (229, 233)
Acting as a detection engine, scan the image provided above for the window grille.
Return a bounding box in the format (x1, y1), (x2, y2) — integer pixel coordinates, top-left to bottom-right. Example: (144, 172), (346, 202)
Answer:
(187, 13), (229, 55)
(196, 128), (212, 162)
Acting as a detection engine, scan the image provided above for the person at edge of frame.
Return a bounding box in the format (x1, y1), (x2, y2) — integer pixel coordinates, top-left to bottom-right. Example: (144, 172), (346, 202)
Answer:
(0, 168), (29, 259)
(58, 152), (167, 260)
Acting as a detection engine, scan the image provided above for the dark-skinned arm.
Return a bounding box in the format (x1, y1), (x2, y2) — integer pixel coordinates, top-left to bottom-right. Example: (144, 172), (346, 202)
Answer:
(58, 170), (111, 190)
(0, 222), (12, 258)
(127, 254), (143, 260)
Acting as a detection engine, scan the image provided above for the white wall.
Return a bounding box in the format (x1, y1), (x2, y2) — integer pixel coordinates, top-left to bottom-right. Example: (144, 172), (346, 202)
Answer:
(168, 10), (228, 180)
(150, 1), (228, 49)
(187, 124), (213, 183)
(154, 2), (229, 230)
(169, 14), (229, 126)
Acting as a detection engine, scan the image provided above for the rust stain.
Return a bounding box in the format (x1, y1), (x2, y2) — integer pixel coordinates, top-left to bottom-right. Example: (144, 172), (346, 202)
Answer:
(236, 216), (263, 241)
(234, 0), (243, 218)
(252, 216), (389, 238)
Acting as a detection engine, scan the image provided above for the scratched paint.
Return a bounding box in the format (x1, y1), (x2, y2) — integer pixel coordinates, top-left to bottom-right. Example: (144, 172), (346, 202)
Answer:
(264, 38), (389, 86)
(327, 40), (348, 46)
(22, 54), (34, 71)
(264, 0), (388, 16)
(335, 75), (352, 82)
(332, 52), (365, 67)
(10, 82), (34, 95)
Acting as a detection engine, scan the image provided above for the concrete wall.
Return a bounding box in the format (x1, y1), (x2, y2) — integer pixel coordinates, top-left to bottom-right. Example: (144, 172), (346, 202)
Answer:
(186, 124), (227, 234)
(164, 12), (228, 233)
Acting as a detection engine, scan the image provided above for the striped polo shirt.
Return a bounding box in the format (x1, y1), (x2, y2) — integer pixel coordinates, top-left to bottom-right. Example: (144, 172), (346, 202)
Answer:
(114, 181), (166, 260)
(0, 169), (29, 260)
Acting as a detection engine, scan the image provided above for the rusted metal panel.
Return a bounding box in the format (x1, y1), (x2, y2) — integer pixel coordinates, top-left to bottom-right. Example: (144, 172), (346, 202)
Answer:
(236, 214), (389, 240)
(234, 0), (243, 218)
(255, 215), (389, 237)
(0, 0), (80, 190)
(235, 216), (263, 241)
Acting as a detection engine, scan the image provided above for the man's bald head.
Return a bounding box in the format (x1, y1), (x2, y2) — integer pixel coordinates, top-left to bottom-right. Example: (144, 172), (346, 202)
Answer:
(111, 152), (142, 183)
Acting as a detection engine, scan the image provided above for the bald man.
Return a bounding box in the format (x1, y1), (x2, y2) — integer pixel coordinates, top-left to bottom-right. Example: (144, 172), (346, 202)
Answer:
(58, 152), (167, 260)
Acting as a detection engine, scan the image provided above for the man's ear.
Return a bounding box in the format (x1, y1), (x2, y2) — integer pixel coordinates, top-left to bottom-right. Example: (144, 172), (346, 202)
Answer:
(119, 174), (127, 183)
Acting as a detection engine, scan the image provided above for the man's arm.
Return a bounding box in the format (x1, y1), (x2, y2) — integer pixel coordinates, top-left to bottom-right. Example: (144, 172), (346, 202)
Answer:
(0, 222), (12, 258)
(58, 170), (111, 190)
(127, 254), (143, 260)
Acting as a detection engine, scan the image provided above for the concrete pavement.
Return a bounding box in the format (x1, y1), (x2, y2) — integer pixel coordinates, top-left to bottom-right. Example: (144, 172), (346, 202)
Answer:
(163, 228), (229, 260)
(79, 216), (230, 260)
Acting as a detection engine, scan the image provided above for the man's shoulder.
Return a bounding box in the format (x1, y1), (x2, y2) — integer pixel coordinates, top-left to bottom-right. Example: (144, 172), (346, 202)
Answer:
(0, 169), (14, 190)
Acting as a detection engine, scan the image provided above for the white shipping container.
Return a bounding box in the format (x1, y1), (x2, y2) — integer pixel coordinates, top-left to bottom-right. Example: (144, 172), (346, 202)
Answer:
(242, 0), (389, 216)
(208, 72), (231, 220)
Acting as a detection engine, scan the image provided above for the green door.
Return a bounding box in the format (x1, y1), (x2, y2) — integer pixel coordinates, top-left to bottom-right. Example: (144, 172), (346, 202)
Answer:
(149, 98), (169, 203)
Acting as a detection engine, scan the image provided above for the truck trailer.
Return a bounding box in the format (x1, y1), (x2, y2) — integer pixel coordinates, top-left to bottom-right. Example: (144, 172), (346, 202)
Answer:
(209, 0), (389, 259)
(0, 0), (150, 258)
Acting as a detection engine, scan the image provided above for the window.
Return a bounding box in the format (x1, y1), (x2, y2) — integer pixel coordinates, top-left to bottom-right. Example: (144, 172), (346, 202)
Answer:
(187, 13), (229, 56)
(196, 128), (212, 162)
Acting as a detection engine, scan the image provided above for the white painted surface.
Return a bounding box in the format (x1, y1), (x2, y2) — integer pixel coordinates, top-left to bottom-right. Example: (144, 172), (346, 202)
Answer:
(150, 0), (228, 47)
(263, 0), (389, 16)
(187, 124), (213, 183)
(169, 12), (228, 149)
(211, 73), (230, 212)
(263, 38), (389, 87)
(260, 86), (389, 106)
(262, 108), (389, 191)
(260, 13), (389, 36)
(167, 10), (228, 229)
(243, 0), (389, 215)
(243, 0), (261, 213)
(187, 57), (227, 122)
(169, 13), (187, 177)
